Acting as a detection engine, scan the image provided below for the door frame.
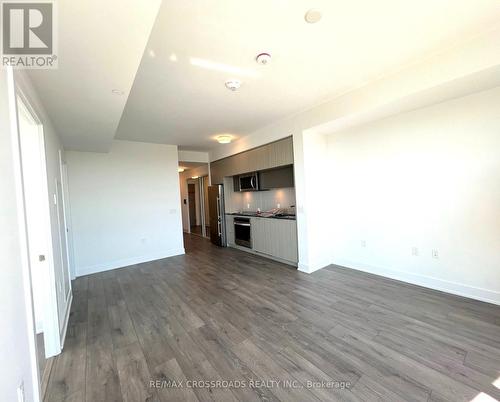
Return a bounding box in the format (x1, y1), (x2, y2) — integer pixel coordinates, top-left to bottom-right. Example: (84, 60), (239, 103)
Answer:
(14, 77), (61, 363)
(59, 153), (76, 280)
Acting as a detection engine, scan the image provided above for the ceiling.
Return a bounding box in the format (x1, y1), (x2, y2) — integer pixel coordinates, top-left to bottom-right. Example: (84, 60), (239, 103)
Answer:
(29, 0), (500, 152)
(178, 162), (207, 171)
(27, 0), (161, 152)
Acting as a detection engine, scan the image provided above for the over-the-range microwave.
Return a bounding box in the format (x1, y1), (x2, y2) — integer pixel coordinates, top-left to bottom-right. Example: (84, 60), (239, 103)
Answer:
(239, 172), (259, 191)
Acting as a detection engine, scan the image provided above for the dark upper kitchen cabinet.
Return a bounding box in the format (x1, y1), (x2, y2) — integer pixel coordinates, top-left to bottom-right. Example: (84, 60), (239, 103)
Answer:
(233, 175), (240, 191)
(210, 137), (293, 184)
(259, 165), (294, 189)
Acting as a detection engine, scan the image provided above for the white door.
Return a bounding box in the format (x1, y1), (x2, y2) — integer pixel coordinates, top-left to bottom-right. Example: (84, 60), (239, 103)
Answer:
(18, 104), (48, 334)
(17, 94), (61, 359)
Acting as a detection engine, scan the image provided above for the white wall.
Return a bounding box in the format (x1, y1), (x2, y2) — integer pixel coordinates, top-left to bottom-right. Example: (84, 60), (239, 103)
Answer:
(207, 28), (500, 277)
(67, 140), (184, 276)
(299, 131), (332, 272)
(325, 87), (500, 304)
(0, 68), (40, 402)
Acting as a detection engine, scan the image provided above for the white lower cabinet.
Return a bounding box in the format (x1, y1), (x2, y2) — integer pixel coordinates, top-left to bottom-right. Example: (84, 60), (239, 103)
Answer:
(226, 215), (235, 245)
(251, 217), (298, 264)
(251, 217), (270, 254)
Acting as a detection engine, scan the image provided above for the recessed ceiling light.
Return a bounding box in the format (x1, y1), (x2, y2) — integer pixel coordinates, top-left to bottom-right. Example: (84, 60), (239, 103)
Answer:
(216, 135), (232, 144)
(148, 49), (156, 58)
(169, 53), (178, 62)
(305, 9), (322, 23)
(178, 167), (185, 173)
(112, 89), (124, 95)
(225, 79), (241, 91)
(256, 52), (271, 65)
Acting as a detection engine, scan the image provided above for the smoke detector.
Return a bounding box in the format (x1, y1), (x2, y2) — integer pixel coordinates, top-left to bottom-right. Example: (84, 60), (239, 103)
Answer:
(256, 52), (271, 65)
(225, 79), (241, 91)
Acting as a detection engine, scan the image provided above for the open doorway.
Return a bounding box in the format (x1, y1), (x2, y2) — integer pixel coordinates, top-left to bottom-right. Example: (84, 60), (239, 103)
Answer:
(187, 176), (210, 237)
(188, 181), (199, 234)
(178, 162), (210, 238)
(16, 93), (62, 394)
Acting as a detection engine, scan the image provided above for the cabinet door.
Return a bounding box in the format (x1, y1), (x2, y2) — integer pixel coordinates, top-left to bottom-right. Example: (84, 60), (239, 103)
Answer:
(225, 215), (235, 245)
(268, 137), (294, 168)
(273, 220), (298, 262)
(210, 159), (224, 184)
(247, 146), (269, 172)
(250, 218), (298, 263)
(259, 165), (294, 189)
(210, 137), (294, 181)
(234, 151), (250, 175)
(251, 218), (269, 254)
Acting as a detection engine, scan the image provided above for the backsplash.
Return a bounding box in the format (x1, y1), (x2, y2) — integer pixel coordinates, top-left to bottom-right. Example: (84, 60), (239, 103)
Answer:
(223, 177), (296, 213)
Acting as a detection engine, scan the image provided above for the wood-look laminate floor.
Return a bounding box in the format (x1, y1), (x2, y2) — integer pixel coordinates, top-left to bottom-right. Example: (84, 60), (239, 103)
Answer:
(45, 234), (500, 402)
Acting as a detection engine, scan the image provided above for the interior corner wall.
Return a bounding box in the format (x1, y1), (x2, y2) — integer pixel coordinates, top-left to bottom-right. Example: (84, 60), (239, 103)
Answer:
(297, 130), (332, 273)
(324, 86), (500, 304)
(66, 140), (185, 277)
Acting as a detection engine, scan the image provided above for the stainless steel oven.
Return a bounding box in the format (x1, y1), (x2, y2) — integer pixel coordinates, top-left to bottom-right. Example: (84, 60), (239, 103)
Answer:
(234, 217), (251, 248)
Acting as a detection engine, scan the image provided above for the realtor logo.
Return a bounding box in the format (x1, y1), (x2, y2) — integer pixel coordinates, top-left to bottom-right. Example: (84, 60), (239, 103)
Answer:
(1, 1), (57, 68)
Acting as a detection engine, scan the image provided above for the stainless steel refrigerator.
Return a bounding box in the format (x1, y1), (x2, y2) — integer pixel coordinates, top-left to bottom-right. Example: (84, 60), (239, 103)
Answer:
(208, 184), (226, 247)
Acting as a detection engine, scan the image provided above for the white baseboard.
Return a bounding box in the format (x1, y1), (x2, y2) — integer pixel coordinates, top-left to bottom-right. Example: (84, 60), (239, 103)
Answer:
(76, 248), (185, 277)
(331, 258), (500, 306)
(228, 244), (297, 267)
(298, 257), (331, 274)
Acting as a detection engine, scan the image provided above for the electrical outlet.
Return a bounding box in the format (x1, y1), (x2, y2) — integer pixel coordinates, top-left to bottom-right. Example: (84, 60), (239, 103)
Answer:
(361, 240), (366, 247)
(247, 203), (250, 209)
(277, 203), (281, 208)
(432, 249), (439, 259)
(17, 381), (25, 402)
(412, 247), (419, 256)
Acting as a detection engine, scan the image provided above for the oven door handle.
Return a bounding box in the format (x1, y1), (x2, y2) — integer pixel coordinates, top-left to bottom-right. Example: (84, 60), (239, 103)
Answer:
(234, 223), (251, 227)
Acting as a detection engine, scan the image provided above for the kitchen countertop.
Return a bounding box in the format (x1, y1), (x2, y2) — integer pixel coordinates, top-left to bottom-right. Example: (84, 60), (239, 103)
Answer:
(226, 212), (296, 220)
